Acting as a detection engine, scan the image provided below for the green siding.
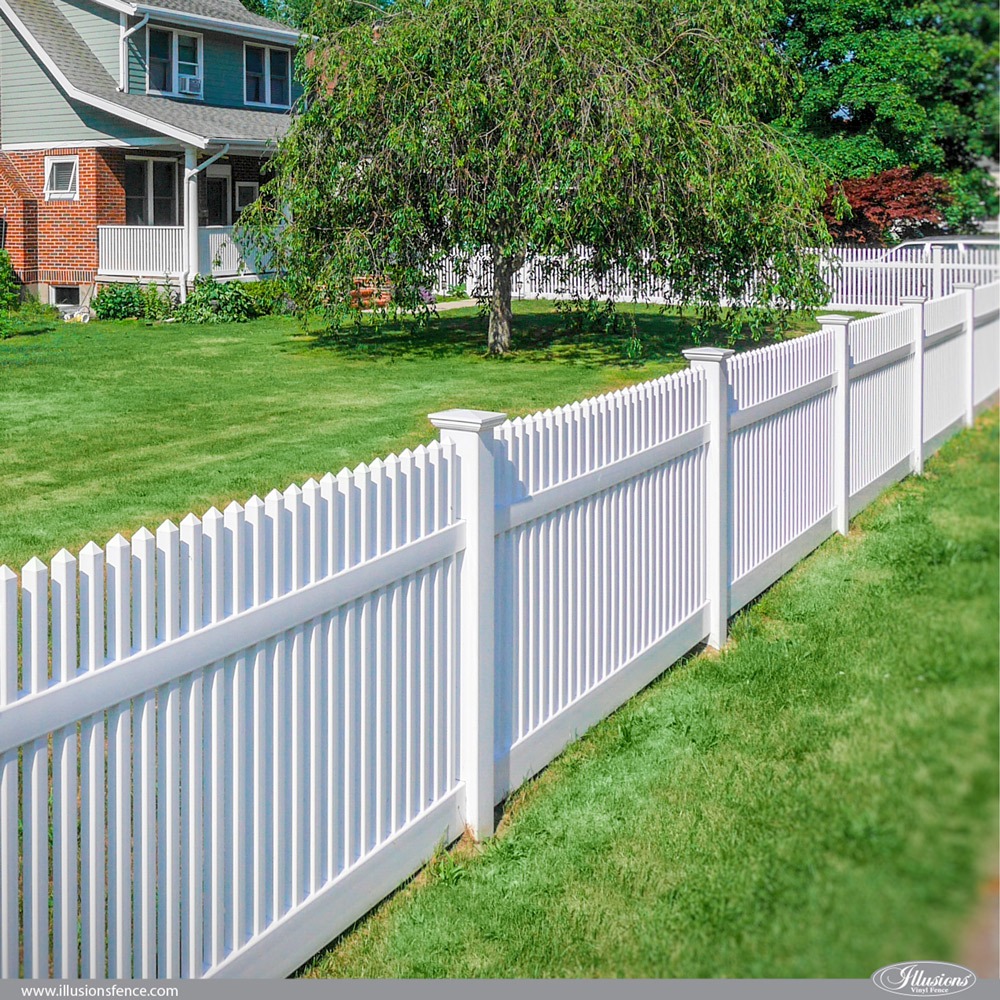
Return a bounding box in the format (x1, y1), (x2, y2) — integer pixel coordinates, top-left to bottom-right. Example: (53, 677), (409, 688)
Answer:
(0, 22), (159, 146)
(128, 23), (300, 109)
(51, 0), (119, 76)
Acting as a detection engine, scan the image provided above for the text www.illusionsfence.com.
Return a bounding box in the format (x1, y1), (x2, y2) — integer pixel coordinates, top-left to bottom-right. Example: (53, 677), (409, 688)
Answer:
(21, 988), (179, 997)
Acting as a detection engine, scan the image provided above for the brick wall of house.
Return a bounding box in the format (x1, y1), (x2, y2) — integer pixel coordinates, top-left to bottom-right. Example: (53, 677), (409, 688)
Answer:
(0, 147), (126, 289)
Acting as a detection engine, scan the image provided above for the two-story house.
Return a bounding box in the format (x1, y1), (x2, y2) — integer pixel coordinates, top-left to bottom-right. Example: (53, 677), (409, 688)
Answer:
(0, 0), (300, 308)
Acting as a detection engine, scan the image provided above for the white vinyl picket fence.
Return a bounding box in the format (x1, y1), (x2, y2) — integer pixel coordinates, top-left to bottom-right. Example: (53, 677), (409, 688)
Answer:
(433, 245), (1000, 311)
(1, 281), (998, 980)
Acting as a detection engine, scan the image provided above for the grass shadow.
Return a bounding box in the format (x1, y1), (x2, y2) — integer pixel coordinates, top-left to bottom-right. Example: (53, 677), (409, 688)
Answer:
(300, 302), (815, 367)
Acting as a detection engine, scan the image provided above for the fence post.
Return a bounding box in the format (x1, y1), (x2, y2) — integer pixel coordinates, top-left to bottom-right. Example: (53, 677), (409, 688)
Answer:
(428, 407), (507, 840)
(900, 296), (926, 474)
(819, 315), (853, 535)
(954, 282), (977, 427)
(682, 347), (733, 650)
(931, 245), (943, 300)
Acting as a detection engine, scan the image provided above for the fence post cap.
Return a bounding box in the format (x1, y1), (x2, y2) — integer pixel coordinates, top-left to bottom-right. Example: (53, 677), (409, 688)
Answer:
(953, 282), (978, 290)
(900, 296), (926, 304)
(682, 347), (735, 364)
(428, 408), (507, 433)
(817, 314), (853, 326)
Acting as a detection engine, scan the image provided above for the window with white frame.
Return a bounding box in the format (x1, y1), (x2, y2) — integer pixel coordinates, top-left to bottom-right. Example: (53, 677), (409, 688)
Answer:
(244, 44), (291, 108)
(147, 26), (203, 98)
(235, 181), (259, 218)
(43, 156), (79, 201)
(125, 156), (178, 226)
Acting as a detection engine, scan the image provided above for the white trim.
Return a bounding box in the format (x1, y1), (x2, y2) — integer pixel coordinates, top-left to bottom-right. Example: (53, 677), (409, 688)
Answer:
(243, 41), (291, 109)
(2, 138), (181, 150)
(86, 0), (137, 15)
(205, 163), (232, 225)
(124, 155), (180, 226)
(146, 24), (203, 100)
(137, 5), (299, 43)
(0, 0), (209, 149)
(43, 155), (80, 201)
(234, 180), (258, 217)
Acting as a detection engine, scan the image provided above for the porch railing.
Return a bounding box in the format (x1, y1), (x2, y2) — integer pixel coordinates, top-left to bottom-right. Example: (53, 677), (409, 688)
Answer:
(98, 226), (274, 280)
(97, 226), (185, 277)
(198, 226), (273, 278)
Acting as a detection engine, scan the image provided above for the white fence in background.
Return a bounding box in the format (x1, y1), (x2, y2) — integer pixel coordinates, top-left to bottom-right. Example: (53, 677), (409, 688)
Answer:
(433, 245), (1000, 311)
(2, 282), (998, 980)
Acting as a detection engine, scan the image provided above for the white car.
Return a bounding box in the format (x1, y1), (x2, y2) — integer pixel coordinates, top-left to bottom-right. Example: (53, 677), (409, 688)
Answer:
(876, 236), (999, 262)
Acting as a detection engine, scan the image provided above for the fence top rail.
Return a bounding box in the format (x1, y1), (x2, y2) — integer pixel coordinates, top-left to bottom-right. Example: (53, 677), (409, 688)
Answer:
(98, 225), (186, 232)
(0, 439), (457, 710)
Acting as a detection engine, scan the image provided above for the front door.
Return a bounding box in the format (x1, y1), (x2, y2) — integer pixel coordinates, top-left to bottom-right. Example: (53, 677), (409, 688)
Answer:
(206, 174), (230, 226)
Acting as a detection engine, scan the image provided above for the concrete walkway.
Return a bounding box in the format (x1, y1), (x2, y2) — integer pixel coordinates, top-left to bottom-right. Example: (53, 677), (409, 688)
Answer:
(433, 298), (478, 311)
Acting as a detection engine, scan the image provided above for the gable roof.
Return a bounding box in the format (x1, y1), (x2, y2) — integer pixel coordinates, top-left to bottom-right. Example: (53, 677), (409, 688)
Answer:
(134, 0), (296, 35)
(97, 0), (300, 44)
(0, 0), (295, 149)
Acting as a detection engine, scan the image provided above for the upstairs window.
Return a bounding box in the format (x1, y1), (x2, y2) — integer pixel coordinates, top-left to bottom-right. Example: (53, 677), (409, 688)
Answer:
(147, 27), (202, 98)
(43, 156), (79, 201)
(245, 44), (291, 108)
(148, 28), (172, 92)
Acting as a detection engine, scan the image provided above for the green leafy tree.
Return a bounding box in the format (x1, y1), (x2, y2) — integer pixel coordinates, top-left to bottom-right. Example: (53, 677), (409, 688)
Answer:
(245, 0), (831, 353)
(773, 0), (999, 179)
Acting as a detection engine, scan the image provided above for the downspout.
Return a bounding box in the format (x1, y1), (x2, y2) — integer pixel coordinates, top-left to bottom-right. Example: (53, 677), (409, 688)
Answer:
(119, 14), (149, 93)
(181, 143), (230, 296)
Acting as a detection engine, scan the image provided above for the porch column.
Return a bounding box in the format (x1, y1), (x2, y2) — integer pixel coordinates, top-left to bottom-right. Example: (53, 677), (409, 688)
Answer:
(184, 147), (199, 285)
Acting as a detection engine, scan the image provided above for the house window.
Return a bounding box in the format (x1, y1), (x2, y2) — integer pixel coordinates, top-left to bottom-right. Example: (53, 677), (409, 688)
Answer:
(235, 182), (259, 218)
(147, 27), (202, 98)
(52, 286), (81, 307)
(43, 156), (79, 201)
(125, 157), (178, 226)
(245, 44), (291, 108)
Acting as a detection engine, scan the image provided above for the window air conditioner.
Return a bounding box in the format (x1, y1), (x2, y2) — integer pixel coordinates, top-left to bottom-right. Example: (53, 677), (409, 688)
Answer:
(178, 76), (202, 96)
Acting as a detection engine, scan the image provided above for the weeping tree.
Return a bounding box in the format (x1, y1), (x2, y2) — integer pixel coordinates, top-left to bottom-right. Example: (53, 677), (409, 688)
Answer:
(245, 0), (832, 353)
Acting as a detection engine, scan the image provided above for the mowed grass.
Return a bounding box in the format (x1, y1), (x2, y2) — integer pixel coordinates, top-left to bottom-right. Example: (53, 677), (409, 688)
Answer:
(0, 302), (821, 569)
(300, 410), (999, 979)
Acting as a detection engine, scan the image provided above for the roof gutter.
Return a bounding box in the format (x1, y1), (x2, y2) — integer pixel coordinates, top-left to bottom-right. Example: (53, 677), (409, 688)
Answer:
(118, 13), (149, 92)
(135, 5), (300, 43)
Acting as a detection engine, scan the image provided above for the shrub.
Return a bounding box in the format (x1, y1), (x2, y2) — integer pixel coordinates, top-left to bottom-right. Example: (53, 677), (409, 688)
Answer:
(93, 283), (144, 320)
(177, 274), (256, 324)
(140, 282), (174, 321)
(241, 278), (290, 316)
(0, 250), (19, 313)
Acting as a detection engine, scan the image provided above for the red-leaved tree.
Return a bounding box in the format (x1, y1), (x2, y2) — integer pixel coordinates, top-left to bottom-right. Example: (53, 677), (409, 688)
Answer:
(823, 168), (953, 244)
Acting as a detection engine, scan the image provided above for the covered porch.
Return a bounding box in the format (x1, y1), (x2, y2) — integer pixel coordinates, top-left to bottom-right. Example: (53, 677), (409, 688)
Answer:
(96, 147), (274, 285)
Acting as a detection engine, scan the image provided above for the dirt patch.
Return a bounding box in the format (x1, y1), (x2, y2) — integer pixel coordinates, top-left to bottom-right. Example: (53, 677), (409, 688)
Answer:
(960, 872), (999, 978)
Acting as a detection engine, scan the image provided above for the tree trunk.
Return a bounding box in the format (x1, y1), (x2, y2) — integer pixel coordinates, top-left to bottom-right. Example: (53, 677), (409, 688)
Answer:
(487, 251), (524, 355)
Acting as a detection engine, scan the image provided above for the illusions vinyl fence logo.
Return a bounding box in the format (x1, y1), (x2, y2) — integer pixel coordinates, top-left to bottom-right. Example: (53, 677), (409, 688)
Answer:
(871, 962), (977, 996)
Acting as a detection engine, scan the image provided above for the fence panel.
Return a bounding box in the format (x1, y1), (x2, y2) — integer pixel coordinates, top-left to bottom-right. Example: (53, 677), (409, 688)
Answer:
(846, 310), (916, 513)
(727, 331), (837, 611)
(922, 291), (969, 454)
(974, 283), (1000, 406)
(491, 370), (708, 797)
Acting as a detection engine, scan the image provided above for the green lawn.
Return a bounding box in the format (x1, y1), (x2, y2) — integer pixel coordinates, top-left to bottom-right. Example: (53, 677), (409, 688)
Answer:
(299, 411), (999, 979)
(0, 302), (821, 570)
